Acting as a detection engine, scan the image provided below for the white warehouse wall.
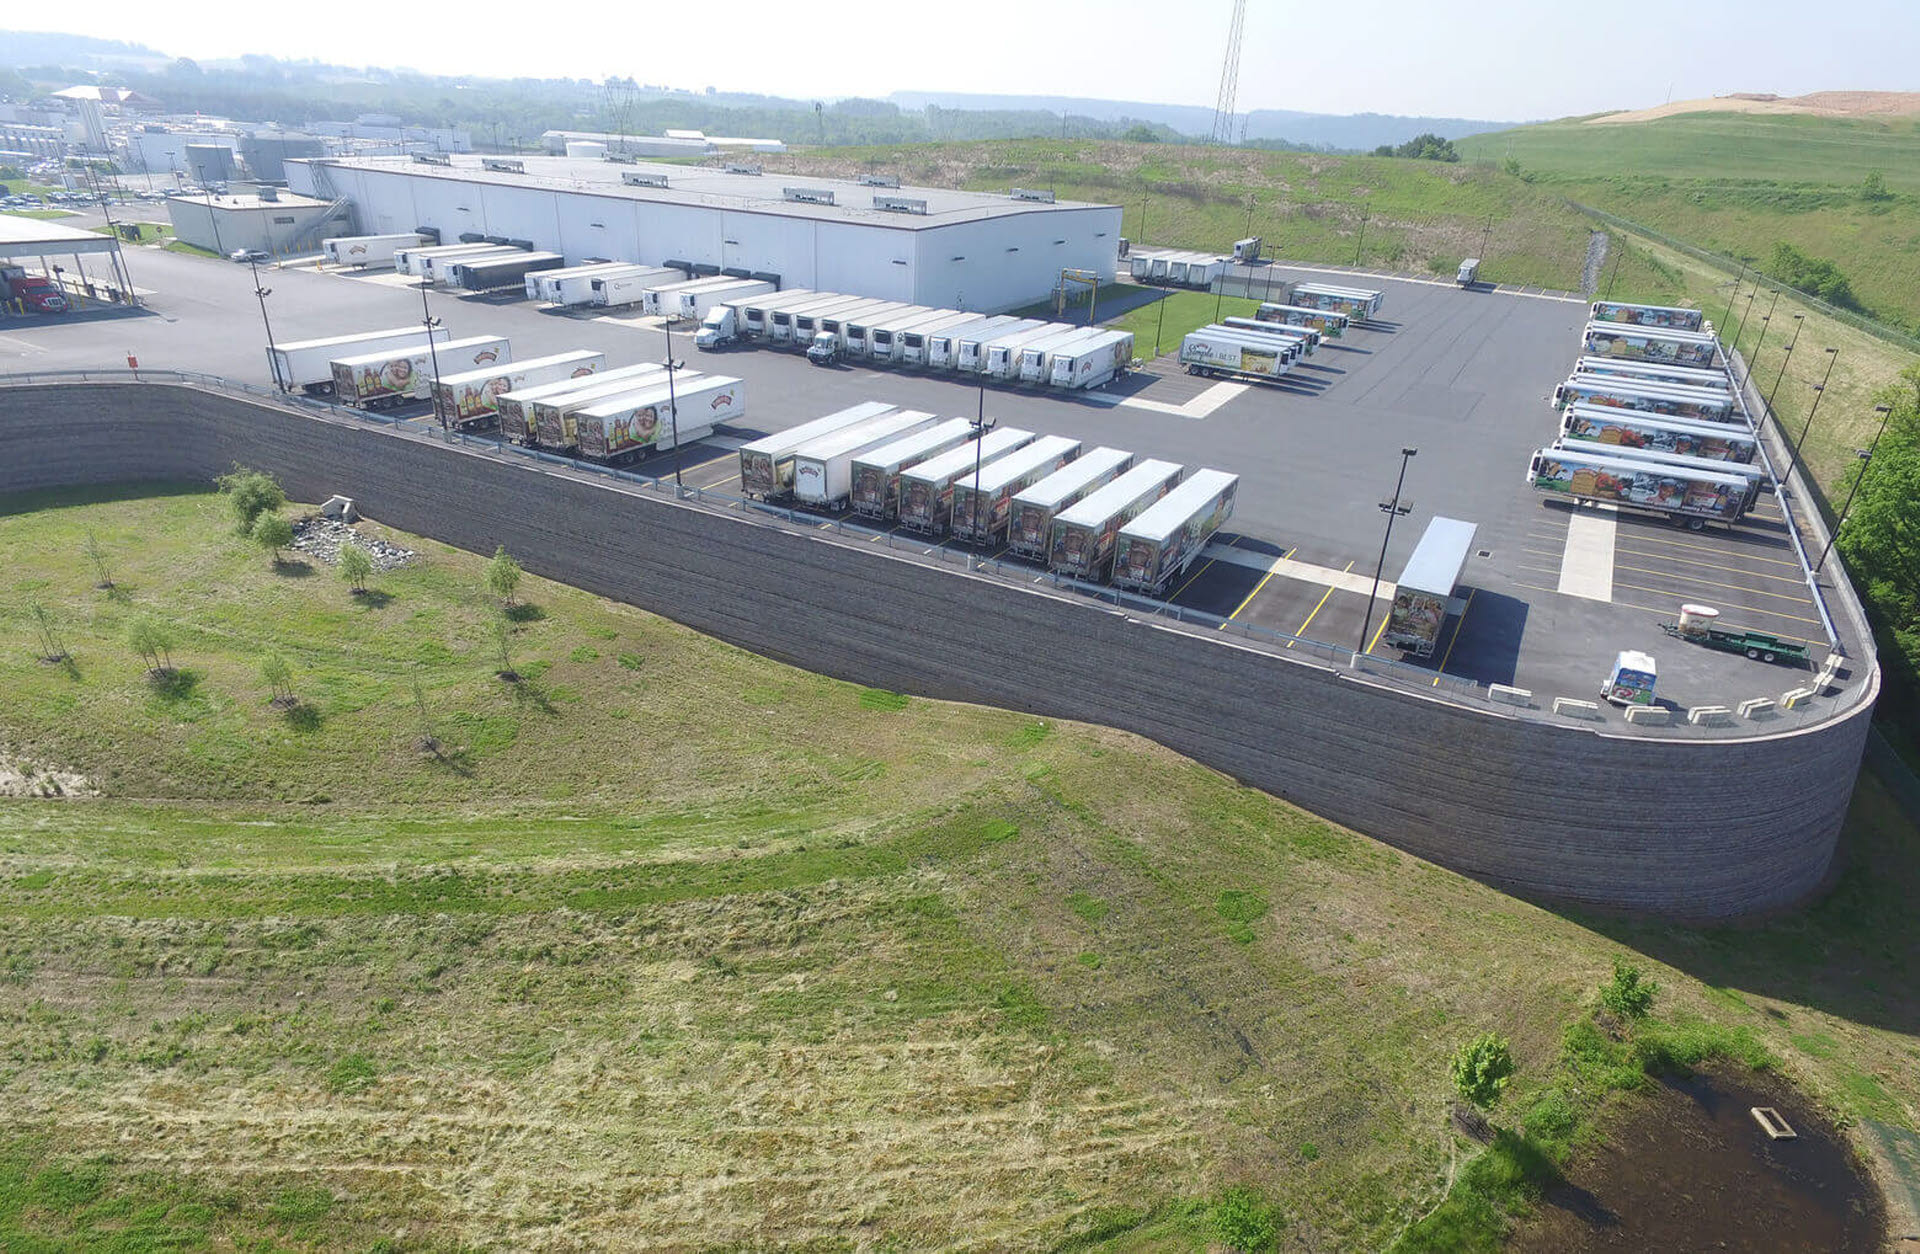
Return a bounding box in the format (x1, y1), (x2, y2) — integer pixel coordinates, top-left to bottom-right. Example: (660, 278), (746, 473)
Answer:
(913, 207), (1122, 312)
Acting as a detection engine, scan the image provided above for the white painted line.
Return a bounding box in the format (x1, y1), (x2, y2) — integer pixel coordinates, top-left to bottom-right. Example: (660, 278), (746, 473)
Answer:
(1557, 505), (1616, 602)
(1083, 380), (1249, 420)
(1247, 262), (1585, 304)
(1203, 543), (1394, 598)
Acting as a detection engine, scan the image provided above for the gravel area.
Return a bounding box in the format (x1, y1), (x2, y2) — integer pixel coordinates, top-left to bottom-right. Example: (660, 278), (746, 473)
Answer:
(290, 517), (417, 571)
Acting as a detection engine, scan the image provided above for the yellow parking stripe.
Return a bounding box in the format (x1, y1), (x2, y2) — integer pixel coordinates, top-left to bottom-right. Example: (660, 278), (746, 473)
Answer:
(1617, 530), (1801, 567)
(1611, 580), (1823, 627)
(1365, 612), (1390, 655)
(1612, 547), (1809, 584)
(1289, 559), (1354, 647)
(1613, 565), (1816, 605)
(1432, 588), (1477, 685)
(1221, 547), (1294, 628)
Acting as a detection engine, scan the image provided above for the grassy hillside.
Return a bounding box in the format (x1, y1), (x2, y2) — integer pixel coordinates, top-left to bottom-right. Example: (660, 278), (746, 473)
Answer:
(0, 486), (1916, 1250)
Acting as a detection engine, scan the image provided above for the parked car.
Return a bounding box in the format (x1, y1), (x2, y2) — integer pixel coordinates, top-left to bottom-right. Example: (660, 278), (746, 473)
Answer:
(229, 249), (272, 264)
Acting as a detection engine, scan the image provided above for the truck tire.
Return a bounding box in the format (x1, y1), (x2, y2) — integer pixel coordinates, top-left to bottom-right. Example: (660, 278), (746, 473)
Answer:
(1762, 650), (1777, 663)
(1746, 647), (1761, 660)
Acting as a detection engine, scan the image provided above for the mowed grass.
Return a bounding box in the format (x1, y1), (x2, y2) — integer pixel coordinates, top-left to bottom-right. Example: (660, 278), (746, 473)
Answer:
(1, 487), (1917, 1250)
(1111, 290), (1269, 359)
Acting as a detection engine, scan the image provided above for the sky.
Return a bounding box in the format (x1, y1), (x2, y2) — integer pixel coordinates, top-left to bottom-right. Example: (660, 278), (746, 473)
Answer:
(12, 0), (1920, 121)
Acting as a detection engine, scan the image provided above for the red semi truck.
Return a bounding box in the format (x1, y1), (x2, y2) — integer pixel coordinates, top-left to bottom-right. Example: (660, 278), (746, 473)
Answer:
(3, 266), (69, 314)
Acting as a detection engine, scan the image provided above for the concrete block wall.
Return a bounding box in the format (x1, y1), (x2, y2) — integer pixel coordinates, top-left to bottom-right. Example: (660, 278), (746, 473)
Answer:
(0, 382), (1876, 918)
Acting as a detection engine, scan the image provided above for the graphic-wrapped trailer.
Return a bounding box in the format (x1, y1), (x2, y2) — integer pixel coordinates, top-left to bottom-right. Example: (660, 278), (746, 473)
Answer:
(431, 349), (603, 430)
(896, 428), (1037, 534)
(1582, 321), (1720, 368)
(322, 232), (427, 270)
(1007, 447), (1135, 561)
(792, 410), (940, 508)
(1255, 302), (1348, 337)
(526, 366), (669, 448)
(1384, 516), (1477, 657)
(1526, 446), (1751, 528)
(1220, 316), (1319, 357)
(850, 418), (979, 520)
(575, 374), (743, 464)
(1112, 469), (1238, 595)
(1560, 406), (1758, 464)
(1048, 460), (1183, 581)
(504, 363), (665, 444)
(738, 402), (900, 498)
(1555, 441), (1765, 512)
(1590, 301), (1706, 331)
(1553, 374), (1738, 424)
(1180, 326), (1299, 382)
(330, 335), (510, 409)
(1048, 329), (1136, 389)
(1569, 355), (1731, 393)
(950, 436), (1083, 543)
(268, 325), (449, 395)
(1286, 283), (1384, 320)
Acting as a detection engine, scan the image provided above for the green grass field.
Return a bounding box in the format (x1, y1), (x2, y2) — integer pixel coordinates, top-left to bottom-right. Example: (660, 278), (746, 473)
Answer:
(2, 485), (1917, 1250)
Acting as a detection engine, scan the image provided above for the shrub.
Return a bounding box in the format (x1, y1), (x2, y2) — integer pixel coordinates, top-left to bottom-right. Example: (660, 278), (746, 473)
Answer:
(1599, 956), (1659, 1020)
(216, 466), (286, 535)
(485, 544), (522, 606)
(1451, 1032), (1516, 1108)
(251, 513), (294, 562)
(337, 542), (373, 593)
(1211, 1185), (1282, 1252)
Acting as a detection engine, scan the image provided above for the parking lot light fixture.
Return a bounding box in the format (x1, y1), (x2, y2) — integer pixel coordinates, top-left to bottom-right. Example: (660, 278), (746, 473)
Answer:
(249, 257), (282, 390)
(1783, 347), (1839, 490)
(1357, 447), (1417, 658)
(417, 280), (445, 432)
(1766, 313), (1804, 414)
(663, 319), (683, 490)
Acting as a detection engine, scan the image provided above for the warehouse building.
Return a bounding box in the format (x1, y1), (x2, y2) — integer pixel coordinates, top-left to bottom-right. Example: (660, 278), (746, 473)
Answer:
(166, 188), (351, 257)
(287, 153), (1120, 312)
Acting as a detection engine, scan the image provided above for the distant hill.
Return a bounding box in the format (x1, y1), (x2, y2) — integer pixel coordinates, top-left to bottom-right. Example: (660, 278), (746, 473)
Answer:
(889, 91), (1521, 150)
(0, 29), (168, 70)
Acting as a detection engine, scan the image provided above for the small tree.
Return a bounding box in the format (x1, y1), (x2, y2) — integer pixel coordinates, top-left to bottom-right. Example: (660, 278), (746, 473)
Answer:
(252, 513), (294, 564)
(410, 673), (440, 752)
(1861, 169), (1892, 202)
(260, 651), (293, 703)
(484, 545), (522, 608)
(83, 530), (114, 589)
(128, 616), (175, 673)
(1599, 956), (1659, 1021)
(338, 541), (374, 594)
(492, 615), (518, 680)
(1451, 1033), (1515, 1109)
(217, 466), (287, 535)
(29, 602), (68, 662)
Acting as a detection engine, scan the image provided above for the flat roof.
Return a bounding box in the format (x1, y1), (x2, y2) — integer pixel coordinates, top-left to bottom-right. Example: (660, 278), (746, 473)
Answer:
(166, 192), (334, 212)
(0, 214), (125, 258)
(296, 153), (1118, 229)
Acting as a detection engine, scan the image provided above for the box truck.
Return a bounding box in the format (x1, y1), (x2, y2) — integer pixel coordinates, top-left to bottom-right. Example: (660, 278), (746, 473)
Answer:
(792, 410), (940, 508)
(1590, 301), (1706, 331)
(1560, 406), (1757, 464)
(574, 375), (744, 464)
(1287, 283), (1385, 320)
(1006, 447), (1135, 560)
(1047, 460), (1183, 581)
(950, 436), (1083, 543)
(896, 428), (1038, 534)
(928, 316), (1020, 370)
(1232, 237), (1262, 263)
(849, 418), (980, 520)
(1553, 374), (1739, 424)
(1017, 326), (1106, 384)
(430, 349), (604, 430)
(1383, 516), (1477, 657)
(1179, 326), (1298, 382)
(1568, 355), (1731, 393)
(738, 402), (901, 498)
(1219, 316), (1318, 357)
(680, 278), (776, 322)
(322, 233), (427, 270)
(1525, 446), (1751, 528)
(584, 267), (684, 309)
(451, 251), (565, 293)
(957, 320), (1049, 373)
(1582, 322), (1719, 368)
(268, 326), (450, 395)
(1254, 302), (1348, 338)
(528, 262), (630, 303)
(1456, 258), (1480, 287)
(496, 363), (666, 442)
(529, 366), (674, 449)
(330, 335), (510, 409)
(1555, 440), (1765, 511)
(1112, 469), (1238, 595)
(1047, 329), (1136, 389)
(889, 311), (980, 366)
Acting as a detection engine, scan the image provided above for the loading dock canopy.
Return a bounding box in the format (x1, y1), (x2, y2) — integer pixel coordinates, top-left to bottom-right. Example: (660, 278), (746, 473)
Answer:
(0, 215), (128, 260)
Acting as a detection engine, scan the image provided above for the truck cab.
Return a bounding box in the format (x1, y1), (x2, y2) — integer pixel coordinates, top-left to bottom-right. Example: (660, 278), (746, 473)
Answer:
(4, 270), (68, 314)
(694, 306), (738, 351)
(806, 331), (840, 365)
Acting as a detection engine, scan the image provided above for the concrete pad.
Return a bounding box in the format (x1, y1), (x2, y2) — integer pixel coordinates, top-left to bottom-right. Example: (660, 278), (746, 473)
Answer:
(1203, 543), (1394, 599)
(1558, 505), (1616, 601)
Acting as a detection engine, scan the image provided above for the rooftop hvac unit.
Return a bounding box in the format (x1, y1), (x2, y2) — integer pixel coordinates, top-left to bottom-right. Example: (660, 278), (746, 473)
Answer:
(859, 174), (900, 188)
(783, 186), (835, 205)
(1010, 188), (1056, 203)
(621, 170), (669, 188)
(725, 162), (762, 176)
(873, 195), (929, 215)
(412, 152), (452, 166)
(482, 157), (525, 173)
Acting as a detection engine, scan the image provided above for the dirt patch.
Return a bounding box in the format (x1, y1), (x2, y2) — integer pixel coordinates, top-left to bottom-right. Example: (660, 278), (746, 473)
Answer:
(0, 748), (97, 798)
(1509, 1064), (1884, 1253)
(1588, 91), (1920, 125)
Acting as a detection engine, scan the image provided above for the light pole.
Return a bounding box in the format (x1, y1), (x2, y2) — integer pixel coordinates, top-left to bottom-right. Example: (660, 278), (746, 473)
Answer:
(965, 386), (996, 553)
(250, 257), (282, 390)
(1154, 290), (1168, 357)
(202, 184), (226, 256)
(1765, 313), (1804, 415)
(663, 318), (683, 489)
(1746, 289), (1782, 386)
(1721, 258), (1750, 330)
(1815, 405), (1895, 573)
(1356, 447), (1417, 658)
(1782, 347), (1839, 489)
(1353, 205), (1370, 267)
(417, 279), (446, 432)
(1730, 281), (1762, 369)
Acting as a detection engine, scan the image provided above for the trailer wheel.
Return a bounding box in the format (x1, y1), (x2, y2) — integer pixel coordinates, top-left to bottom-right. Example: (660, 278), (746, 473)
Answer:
(1686, 518), (1706, 531)
(1746, 647), (1761, 660)
(1762, 650), (1777, 663)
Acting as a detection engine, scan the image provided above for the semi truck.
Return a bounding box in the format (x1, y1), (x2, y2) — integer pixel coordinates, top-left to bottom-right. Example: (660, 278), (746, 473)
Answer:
(1553, 374), (1739, 424)
(1383, 516), (1477, 657)
(1525, 446), (1752, 528)
(928, 316), (1022, 370)
(450, 251), (565, 293)
(430, 349), (603, 430)
(792, 409), (940, 509)
(957, 321), (1050, 373)
(1583, 321), (1719, 368)
(1568, 355), (1731, 393)
(680, 278), (775, 322)
(586, 267), (685, 309)
(1560, 406), (1758, 464)
(1254, 302), (1348, 337)
(322, 232), (427, 270)
(330, 335), (510, 409)
(528, 366), (673, 449)
(495, 363), (669, 442)
(892, 312), (982, 367)
(2, 266), (68, 314)
(1555, 439), (1765, 511)
(1047, 460), (1184, 581)
(849, 418), (980, 520)
(896, 428), (1037, 534)
(1111, 469), (1239, 595)
(950, 436), (1083, 543)
(574, 374), (744, 464)
(268, 326), (450, 395)
(1179, 326), (1299, 382)
(1047, 329), (1136, 389)
(1219, 316), (1318, 357)
(528, 262), (630, 303)
(738, 401), (900, 498)
(805, 302), (916, 365)
(1456, 258), (1480, 287)
(1590, 301), (1706, 331)
(1287, 283), (1385, 320)
(1006, 447), (1135, 561)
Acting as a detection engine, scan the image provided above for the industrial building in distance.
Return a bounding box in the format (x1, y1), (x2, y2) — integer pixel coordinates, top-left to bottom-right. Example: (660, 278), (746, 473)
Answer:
(288, 153), (1121, 312)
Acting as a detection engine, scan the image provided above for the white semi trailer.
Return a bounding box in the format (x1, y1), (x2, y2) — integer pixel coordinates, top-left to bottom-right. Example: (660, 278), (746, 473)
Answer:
(1553, 374), (1739, 424)
(978, 324), (1075, 379)
(927, 316), (1020, 370)
(1048, 329), (1136, 389)
(807, 302), (917, 364)
(953, 320), (1046, 372)
(1560, 406), (1758, 462)
(950, 436), (1083, 543)
(430, 349), (604, 430)
(895, 428), (1037, 534)
(1582, 321), (1720, 368)
(586, 267), (685, 308)
(322, 232), (427, 269)
(1220, 316), (1319, 357)
(1287, 283), (1385, 319)
(1005, 447), (1135, 561)
(395, 242), (496, 277)
(792, 410), (940, 508)
(738, 401), (901, 498)
(1017, 326), (1106, 384)
(528, 262), (629, 303)
(1384, 517), (1478, 657)
(1555, 440), (1765, 511)
(574, 374), (744, 464)
(771, 295), (867, 345)
(1568, 355), (1731, 392)
(1179, 326), (1300, 382)
(1047, 460), (1184, 581)
(1254, 302), (1348, 337)
(875, 310), (969, 365)
(422, 246), (522, 285)
(1590, 301), (1706, 332)
(793, 299), (893, 352)
(529, 366), (677, 449)
(849, 418), (980, 520)
(1111, 469), (1239, 595)
(268, 325), (450, 395)
(680, 278), (776, 322)
(330, 335), (511, 409)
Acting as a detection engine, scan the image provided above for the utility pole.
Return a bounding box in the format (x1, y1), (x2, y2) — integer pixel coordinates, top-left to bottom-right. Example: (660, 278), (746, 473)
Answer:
(1357, 448), (1417, 660)
(418, 279), (446, 432)
(1353, 205), (1370, 267)
(250, 256), (282, 390)
(663, 318), (683, 489)
(967, 386), (995, 557)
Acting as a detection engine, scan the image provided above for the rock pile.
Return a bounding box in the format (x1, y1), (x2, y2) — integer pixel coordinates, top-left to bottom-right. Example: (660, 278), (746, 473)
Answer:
(290, 517), (417, 572)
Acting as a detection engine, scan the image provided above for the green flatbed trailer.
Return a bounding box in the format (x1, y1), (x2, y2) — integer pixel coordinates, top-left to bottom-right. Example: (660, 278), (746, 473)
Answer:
(1661, 622), (1808, 665)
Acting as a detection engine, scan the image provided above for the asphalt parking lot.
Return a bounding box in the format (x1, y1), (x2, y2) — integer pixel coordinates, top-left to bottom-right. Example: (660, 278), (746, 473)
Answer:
(0, 248), (1865, 715)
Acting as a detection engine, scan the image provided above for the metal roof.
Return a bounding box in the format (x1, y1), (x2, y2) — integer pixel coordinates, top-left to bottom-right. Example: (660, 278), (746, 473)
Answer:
(0, 214), (126, 258)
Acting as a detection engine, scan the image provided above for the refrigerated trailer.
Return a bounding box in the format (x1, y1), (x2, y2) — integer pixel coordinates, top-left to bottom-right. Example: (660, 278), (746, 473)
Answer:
(1047, 460), (1184, 581)
(892, 312), (982, 367)
(733, 289), (823, 338)
(1568, 355), (1731, 393)
(644, 276), (741, 319)
(951, 435), (1083, 543)
(1287, 283), (1385, 320)
(1006, 447), (1135, 561)
(1179, 326), (1299, 382)
(587, 267), (686, 309)
(574, 374), (744, 464)
(1383, 516), (1477, 657)
(330, 335), (511, 409)
(1582, 321), (1720, 368)
(451, 251), (565, 293)
(1112, 469), (1238, 594)
(1015, 326), (1105, 384)
(770, 295), (867, 344)
(804, 301), (917, 364)
(738, 401), (901, 498)
(1555, 439), (1766, 510)
(845, 305), (934, 358)
(323, 232), (427, 269)
(849, 418), (980, 520)
(867, 308), (959, 363)
(430, 349), (603, 430)
(792, 410), (940, 508)
(795, 299), (896, 351)
(896, 428), (1038, 534)
(957, 320), (1049, 373)
(1254, 302), (1348, 337)
(495, 363), (667, 442)
(1560, 406), (1758, 463)
(1047, 329), (1135, 389)
(423, 247), (523, 285)
(1526, 446), (1752, 527)
(1553, 374), (1739, 424)
(528, 262), (631, 303)
(928, 316), (1021, 370)
(525, 365), (670, 447)
(680, 278), (775, 321)
(1219, 316), (1318, 357)
(395, 242), (501, 277)
(268, 325), (450, 395)
(1590, 301), (1706, 331)
(979, 324), (1076, 380)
